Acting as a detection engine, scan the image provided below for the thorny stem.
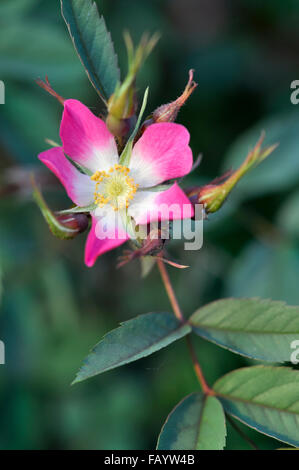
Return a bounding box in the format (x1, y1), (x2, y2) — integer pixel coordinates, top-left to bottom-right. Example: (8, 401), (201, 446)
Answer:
(156, 258), (214, 396)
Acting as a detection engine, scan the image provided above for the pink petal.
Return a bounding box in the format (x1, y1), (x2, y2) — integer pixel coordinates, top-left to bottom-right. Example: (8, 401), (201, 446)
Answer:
(128, 182), (194, 225)
(60, 99), (118, 173)
(38, 147), (94, 206)
(129, 123), (193, 187)
(84, 216), (128, 267)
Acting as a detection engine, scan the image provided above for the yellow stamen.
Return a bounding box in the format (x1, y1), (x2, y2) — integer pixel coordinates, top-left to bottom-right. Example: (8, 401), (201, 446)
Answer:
(91, 164), (138, 211)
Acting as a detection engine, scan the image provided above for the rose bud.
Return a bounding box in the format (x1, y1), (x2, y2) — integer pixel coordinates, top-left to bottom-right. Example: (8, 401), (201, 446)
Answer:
(186, 133), (278, 214)
(152, 69), (198, 124)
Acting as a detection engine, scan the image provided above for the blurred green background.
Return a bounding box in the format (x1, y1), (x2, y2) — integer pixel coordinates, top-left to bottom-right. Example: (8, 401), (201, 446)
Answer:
(1, 0), (299, 450)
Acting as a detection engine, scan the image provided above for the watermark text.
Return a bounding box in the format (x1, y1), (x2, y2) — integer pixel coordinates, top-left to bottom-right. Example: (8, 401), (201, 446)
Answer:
(290, 340), (299, 364)
(94, 203), (204, 251)
(0, 340), (5, 365)
(0, 80), (5, 104)
(290, 80), (299, 105)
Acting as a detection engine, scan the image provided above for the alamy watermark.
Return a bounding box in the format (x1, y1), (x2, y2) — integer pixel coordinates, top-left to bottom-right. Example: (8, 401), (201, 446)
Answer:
(290, 80), (299, 105)
(0, 80), (5, 104)
(94, 203), (204, 251)
(0, 340), (5, 365)
(290, 340), (299, 365)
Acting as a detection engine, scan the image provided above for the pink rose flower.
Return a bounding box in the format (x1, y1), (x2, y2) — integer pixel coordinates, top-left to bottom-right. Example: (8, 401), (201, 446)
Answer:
(39, 100), (194, 266)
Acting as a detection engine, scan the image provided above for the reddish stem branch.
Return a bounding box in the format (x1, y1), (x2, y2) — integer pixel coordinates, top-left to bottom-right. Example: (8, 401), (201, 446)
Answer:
(185, 335), (214, 396)
(36, 76), (65, 106)
(157, 258), (184, 322)
(156, 258), (214, 395)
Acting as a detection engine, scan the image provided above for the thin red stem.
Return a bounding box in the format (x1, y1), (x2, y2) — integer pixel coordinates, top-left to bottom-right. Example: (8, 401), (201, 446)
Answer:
(185, 335), (214, 396)
(157, 258), (184, 321)
(157, 258), (214, 395)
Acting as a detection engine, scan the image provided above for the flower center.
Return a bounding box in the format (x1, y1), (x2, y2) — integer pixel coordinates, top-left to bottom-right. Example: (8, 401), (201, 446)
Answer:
(91, 164), (138, 211)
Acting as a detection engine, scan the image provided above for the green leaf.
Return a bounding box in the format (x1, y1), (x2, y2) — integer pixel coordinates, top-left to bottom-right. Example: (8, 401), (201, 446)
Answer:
(214, 366), (299, 447)
(61, 0), (120, 101)
(190, 298), (299, 363)
(119, 87), (149, 166)
(139, 183), (173, 193)
(65, 155), (94, 176)
(73, 312), (191, 384)
(59, 203), (97, 215)
(157, 393), (226, 450)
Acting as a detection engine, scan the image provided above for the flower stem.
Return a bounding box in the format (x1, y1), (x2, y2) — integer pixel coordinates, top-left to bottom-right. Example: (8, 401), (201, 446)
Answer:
(185, 335), (214, 396)
(156, 258), (213, 396)
(156, 258), (184, 322)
